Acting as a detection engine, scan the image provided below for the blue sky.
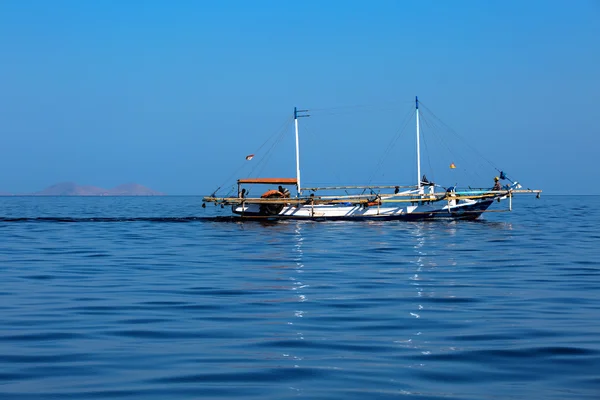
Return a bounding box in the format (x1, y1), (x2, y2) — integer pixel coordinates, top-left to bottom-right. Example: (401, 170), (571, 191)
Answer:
(0, 0), (598, 195)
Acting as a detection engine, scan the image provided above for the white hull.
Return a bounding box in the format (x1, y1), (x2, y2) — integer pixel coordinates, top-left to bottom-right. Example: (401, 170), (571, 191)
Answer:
(232, 197), (494, 220)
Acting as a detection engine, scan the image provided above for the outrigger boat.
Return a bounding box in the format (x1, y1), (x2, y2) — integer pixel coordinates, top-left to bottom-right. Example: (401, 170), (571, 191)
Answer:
(203, 97), (541, 220)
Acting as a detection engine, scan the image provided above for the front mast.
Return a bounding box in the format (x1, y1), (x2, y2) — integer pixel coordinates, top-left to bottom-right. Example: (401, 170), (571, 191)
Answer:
(294, 107), (309, 197)
(416, 96), (422, 194)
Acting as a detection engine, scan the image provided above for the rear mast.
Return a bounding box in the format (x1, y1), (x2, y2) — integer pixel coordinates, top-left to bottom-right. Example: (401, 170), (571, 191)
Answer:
(416, 96), (422, 194)
(294, 107), (309, 197)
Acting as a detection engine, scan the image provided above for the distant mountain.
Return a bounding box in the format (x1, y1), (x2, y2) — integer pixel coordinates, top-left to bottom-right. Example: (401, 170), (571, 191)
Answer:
(0, 191), (12, 196)
(34, 182), (107, 196)
(32, 182), (165, 196)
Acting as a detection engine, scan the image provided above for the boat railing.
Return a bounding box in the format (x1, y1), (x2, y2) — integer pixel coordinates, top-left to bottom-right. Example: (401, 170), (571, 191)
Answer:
(301, 185), (415, 191)
(203, 188), (541, 205)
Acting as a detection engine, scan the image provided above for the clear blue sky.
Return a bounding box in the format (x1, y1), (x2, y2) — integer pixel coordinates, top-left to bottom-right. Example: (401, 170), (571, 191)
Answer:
(0, 0), (598, 195)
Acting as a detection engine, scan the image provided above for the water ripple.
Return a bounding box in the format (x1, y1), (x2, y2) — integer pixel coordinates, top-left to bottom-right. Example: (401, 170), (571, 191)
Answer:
(0, 196), (599, 399)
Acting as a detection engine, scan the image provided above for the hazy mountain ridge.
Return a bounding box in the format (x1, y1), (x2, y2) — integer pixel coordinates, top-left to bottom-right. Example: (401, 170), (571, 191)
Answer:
(0, 182), (165, 196)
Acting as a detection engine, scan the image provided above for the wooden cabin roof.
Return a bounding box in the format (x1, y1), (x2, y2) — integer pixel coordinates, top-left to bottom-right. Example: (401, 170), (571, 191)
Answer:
(237, 178), (298, 185)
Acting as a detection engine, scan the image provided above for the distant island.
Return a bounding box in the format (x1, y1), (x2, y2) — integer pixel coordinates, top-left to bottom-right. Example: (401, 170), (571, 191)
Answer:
(0, 182), (165, 196)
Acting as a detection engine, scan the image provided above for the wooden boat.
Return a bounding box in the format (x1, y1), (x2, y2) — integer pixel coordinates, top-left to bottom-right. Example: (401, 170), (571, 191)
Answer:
(203, 98), (541, 220)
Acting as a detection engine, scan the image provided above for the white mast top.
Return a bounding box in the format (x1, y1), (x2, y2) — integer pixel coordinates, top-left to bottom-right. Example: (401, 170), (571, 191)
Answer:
(294, 107), (301, 196)
(293, 107), (309, 196)
(416, 96), (422, 193)
(293, 108), (310, 197)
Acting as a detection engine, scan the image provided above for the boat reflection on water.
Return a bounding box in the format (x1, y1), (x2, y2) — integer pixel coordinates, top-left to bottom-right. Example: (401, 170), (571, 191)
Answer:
(237, 218), (520, 386)
(394, 219), (517, 369)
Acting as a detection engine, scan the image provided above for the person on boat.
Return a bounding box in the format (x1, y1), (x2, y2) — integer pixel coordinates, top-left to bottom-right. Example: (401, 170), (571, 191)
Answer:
(239, 188), (246, 198)
(421, 175), (434, 187)
(277, 185), (291, 198)
(492, 177), (501, 191)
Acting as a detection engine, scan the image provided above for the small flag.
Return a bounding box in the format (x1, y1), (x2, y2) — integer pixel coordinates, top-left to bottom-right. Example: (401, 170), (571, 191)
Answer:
(245, 154), (254, 161)
(449, 163), (456, 169)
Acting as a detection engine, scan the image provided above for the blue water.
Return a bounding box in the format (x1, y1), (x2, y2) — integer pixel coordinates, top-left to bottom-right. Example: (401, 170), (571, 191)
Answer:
(1, 195), (599, 399)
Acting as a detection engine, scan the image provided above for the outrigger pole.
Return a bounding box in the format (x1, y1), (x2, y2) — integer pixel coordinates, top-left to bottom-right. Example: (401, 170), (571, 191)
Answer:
(416, 96), (422, 194)
(294, 107), (309, 197)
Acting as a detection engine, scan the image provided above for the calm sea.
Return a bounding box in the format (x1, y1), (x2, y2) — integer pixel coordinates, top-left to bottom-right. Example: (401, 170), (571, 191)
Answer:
(1, 195), (599, 399)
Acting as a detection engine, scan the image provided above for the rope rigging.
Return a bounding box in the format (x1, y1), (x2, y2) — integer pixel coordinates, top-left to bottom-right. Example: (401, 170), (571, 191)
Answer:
(363, 104), (415, 189)
(419, 101), (502, 173)
(210, 98), (509, 198)
(419, 116), (435, 184)
(210, 116), (293, 197)
(251, 120), (292, 179)
(303, 104), (414, 193)
(419, 110), (482, 183)
(418, 102), (506, 186)
(308, 100), (411, 116)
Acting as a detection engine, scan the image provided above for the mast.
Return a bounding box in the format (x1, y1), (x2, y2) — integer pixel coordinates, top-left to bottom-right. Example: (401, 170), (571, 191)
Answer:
(294, 107), (301, 196)
(416, 96), (422, 193)
(293, 107), (309, 197)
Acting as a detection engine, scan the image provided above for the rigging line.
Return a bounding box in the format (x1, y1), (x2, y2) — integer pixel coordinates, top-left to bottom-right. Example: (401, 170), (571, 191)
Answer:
(257, 129), (289, 177)
(419, 109), (475, 173)
(420, 111), (483, 184)
(251, 121), (291, 178)
(424, 106), (490, 180)
(418, 101), (500, 171)
(309, 100), (411, 112)
(384, 107), (416, 171)
(312, 104), (411, 118)
(211, 163), (249, 197)
(210, 116), (293, 195)
(298, 120), (352, 189)
(362, 121), (413, 193)
(248, 117), (294, 177)
(254, 116), (294, 156)
(253, 112), (300, 178)
(419, 112), (454, 182)
(419, 115), (435, 183)
(293, 122), (325, 185)
(419, 102), (480, 172)
(364, 106), (416, 190)
(295, 117), (354, 187)
(425, 107), (489, 178)
(420, 111), (489, 184)
(224, 184), (237, 198)
(302, 122), (360, 192)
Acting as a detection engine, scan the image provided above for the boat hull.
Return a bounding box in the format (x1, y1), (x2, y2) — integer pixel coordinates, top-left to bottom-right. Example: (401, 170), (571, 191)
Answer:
(231, 198), (494, 221)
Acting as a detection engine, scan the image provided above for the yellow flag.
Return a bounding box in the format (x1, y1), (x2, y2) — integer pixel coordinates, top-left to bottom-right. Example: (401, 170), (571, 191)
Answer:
(449, 163), (456, 169)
